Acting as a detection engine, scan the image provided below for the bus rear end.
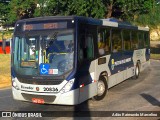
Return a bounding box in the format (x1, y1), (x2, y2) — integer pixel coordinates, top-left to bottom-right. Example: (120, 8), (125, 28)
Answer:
(11, 16), (79, 105)
(0, 40), (10, 54)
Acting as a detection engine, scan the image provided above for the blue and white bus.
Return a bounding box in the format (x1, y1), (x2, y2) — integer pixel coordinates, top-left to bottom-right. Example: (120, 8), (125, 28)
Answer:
(11, 16), (150, 105)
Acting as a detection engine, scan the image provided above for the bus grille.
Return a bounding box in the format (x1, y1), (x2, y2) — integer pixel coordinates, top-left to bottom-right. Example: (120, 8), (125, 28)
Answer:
(21, 93), (56, 103)
(18, 78), (63, 85)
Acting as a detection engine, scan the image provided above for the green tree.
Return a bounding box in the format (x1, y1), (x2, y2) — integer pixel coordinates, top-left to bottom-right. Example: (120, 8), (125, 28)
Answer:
(0, 2), (10, 27)
(65, 0), (105, 18)
(102, 0), (155, 21)
(39, 0), (105, 19)
(3, 0), (157, 28)
(135, 2), (160, 28)
(7, 0), (36, 24)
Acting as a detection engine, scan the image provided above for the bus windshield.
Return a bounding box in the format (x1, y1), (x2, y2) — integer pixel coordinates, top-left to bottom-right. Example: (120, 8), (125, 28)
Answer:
(13, 29), (74, 76)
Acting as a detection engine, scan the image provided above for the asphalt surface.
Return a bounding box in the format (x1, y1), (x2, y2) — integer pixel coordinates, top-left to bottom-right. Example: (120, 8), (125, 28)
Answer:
(0, 59), (160, 120)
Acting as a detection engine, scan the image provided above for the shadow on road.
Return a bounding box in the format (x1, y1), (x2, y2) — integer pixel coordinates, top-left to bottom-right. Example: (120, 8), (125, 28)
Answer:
(140, 93), (160, 107)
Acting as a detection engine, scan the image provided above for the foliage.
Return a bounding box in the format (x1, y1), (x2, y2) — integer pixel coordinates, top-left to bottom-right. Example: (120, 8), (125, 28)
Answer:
(0, 2), (9, 27)
(65, 0), (105, 18)
(134, 2), (160, 29)
(6, 0), (36, 25)
(0, 0), (159, 28)
(34, 0), (105, 18)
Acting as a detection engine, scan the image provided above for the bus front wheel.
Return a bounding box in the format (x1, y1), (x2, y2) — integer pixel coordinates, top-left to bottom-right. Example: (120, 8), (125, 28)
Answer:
(93, 76), (108, 101)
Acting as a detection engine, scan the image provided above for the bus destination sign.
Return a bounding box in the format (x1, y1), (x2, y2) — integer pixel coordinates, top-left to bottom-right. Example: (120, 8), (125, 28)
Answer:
(23, 22), (67, 31)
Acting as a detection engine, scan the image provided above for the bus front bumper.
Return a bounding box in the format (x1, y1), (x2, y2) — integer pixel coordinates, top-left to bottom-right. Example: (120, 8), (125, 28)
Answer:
(12, 87), (79, 105)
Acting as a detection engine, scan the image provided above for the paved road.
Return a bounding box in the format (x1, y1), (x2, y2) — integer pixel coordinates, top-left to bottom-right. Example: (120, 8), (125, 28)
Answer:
(0, 60), (160, 120)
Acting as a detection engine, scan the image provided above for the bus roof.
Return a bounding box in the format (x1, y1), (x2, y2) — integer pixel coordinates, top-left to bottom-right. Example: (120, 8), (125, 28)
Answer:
(16, 16), (149, 31)
(17, 16), (75, 22)
(16, 16), (102, 25)
(102, 18), (149, 31)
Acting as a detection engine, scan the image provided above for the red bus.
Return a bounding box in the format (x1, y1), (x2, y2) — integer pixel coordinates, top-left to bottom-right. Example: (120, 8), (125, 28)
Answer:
(0, 39), (11, 54)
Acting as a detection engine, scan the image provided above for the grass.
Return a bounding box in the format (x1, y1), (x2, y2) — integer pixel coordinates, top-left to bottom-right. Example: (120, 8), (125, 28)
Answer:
(150, 54), (160, 60)
(0, 54), (11, 88)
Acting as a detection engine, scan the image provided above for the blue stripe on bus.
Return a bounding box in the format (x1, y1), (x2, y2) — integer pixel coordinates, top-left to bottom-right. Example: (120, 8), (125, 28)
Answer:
(11, 67), (16, 78)
(72, 63), (94, 90)
(109, 51), (134, 75)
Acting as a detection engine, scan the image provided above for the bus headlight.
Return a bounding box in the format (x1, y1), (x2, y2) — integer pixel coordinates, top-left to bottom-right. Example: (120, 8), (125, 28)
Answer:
(60, 79), (75, 94)
(12, 78), (20, 90)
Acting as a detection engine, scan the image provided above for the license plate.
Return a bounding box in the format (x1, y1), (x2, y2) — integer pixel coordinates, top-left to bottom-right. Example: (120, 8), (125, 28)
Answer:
(32, 98), (44, 104)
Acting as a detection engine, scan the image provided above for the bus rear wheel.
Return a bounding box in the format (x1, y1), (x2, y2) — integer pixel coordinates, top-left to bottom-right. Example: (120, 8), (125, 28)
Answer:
(133, 63), (140, 79)
(93, 76), (108, 101)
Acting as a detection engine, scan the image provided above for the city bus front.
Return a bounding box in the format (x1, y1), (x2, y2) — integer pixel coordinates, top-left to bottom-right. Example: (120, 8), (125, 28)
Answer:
(11, 17), (79, 105)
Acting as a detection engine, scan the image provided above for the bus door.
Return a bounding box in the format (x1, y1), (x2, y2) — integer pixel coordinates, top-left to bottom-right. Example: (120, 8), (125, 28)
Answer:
(109, 29), (124, 85)
(77, 24), (97, 103)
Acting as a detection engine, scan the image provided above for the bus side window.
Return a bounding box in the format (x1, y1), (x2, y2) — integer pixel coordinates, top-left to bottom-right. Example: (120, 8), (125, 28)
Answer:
(131, 31), (138, 49)
(144, 32), (149, 47)
(98, 28), (110, 55)
(111, 29), (122, 52)
(123, 30), (131, 51)
(138, 32), (145, 48)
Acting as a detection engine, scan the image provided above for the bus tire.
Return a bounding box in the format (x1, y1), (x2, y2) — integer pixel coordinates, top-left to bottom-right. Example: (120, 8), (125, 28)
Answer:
(93, 76), (108, 101)
(133, 63), (140, 79)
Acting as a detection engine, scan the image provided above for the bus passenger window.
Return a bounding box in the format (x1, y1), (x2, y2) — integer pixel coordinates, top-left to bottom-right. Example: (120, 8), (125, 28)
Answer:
(144, 32), (149, 47)
(123, 30), (131, 50)
(138, 32), (144, 48)
(98, 42), (105, 55)
(98, 33), (105, 55)
(131, 31), (138, 49)
(113, 45), (118, 52)
(111, 29), (122, 52)
(98, 28), (110, 55)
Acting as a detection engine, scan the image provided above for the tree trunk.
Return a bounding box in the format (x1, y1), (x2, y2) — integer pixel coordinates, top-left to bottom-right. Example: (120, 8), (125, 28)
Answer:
(105, 3), (113, 18)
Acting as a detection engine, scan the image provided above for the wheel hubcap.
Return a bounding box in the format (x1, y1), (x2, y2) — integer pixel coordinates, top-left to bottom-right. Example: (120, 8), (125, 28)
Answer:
(97, 81), (105, 96)
(136, 66), (139, 76)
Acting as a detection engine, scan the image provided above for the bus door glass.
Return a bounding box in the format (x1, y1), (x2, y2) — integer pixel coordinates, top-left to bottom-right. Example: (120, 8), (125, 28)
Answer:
(77, 23), (96, 102)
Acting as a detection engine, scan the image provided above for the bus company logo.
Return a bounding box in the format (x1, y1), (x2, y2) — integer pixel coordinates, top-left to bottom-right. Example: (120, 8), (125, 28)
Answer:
(111, 59), (115, 70)
(43, 87), (58, 92)
(111, 58), (132, 70)
(36, 87), (40, 91)
(111, 59), (115, 65)
(21, 85), (34, 90)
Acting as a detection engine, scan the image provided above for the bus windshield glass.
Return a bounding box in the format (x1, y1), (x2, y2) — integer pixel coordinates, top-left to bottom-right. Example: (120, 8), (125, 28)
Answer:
(13, 29), (74, 76)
